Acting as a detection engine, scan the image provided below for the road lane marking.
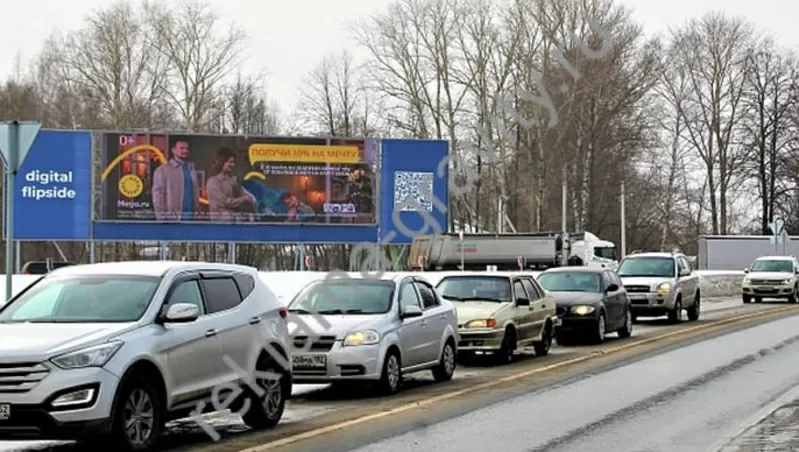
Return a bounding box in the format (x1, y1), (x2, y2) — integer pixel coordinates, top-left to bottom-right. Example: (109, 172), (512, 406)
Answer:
(242, 305), (799, 451)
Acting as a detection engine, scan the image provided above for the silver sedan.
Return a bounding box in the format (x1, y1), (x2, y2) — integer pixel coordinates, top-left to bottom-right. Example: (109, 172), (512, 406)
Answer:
(286, 272), (460, 395)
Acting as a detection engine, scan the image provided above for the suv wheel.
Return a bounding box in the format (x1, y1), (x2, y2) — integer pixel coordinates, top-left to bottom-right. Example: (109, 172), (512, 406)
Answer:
(242, 361), (287, 430)
(792, 286), (799, 303)
(112, 376), (163, 451)
(687, 292), (700, 321)
(432, 339), (456, 382)
(668, 298), (683, 324)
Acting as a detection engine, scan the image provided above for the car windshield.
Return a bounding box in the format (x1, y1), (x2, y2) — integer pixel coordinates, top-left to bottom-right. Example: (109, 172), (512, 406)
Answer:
(436, 276), (511, 302)
(0, 275), (160, 323)
(751, 260), (794, 273)
(617, 257), (675, 278)
(594, 246), (617, 260)
(538, 272), (601, 292)
(288, 280), (394, 314)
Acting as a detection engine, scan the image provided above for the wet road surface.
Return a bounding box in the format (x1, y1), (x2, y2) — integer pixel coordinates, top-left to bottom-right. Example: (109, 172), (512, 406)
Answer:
(344, 313), (799, 452)
(0, 297), (779, 451)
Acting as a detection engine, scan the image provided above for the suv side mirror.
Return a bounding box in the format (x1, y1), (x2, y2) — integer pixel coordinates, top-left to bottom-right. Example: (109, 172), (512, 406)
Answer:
(516, 297), (530, 306)
(162, 303), (199, 323)
(743, 268), (749, 273)
(606, 283), (619, 292)
(400, 305), (423, 319)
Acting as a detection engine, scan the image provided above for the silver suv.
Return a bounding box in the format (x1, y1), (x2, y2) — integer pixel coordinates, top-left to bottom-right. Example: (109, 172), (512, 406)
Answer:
(0, 261), (292, 451)
(616, 252), (700, 323)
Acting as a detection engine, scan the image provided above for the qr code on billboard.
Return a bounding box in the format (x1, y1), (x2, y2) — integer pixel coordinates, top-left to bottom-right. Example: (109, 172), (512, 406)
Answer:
(394, 171), (434, 211)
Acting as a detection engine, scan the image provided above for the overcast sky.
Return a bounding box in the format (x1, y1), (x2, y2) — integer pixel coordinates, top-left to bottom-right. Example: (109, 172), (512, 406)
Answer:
(0, 0), (796, 111)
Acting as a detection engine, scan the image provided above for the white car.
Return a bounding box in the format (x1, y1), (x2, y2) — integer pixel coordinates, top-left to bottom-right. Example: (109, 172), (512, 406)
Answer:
(742, 255), (799, 303)
(0, 261), (291, 451)
(287, 273), (459, 395)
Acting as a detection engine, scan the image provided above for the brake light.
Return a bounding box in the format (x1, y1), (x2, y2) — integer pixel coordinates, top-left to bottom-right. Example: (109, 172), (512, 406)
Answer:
(279, 307), (287, 319)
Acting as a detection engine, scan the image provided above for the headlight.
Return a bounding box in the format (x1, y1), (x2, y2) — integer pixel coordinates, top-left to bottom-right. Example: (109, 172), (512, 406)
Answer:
(570, 305), (595, 315)
(50, 341), (123, 369)
(465, 319), (497, 328)
(656, 282), (671, 296)
(783, 279), (793, 285)
(343, 330), (380, 346)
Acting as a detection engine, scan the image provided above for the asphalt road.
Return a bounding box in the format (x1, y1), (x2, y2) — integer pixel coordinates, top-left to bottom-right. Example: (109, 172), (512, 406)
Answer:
(334, 311), (799, 452)
(0, 297), (786, 452)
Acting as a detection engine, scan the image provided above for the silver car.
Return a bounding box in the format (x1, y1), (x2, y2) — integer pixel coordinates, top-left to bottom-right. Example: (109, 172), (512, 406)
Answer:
(617, 252), (700, 323)
(0, 261), (292, 451)
(287, 273), (459, 395)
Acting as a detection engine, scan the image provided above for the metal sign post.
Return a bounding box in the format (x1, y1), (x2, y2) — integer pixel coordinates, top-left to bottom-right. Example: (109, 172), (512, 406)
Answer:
(769, 218), (785, 254)
(0, 121), (41, 301)
(459, 230), (464, 271)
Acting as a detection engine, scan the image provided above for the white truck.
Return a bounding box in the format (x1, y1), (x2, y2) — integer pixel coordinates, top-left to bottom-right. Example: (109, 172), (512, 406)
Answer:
(408, 232), (618, 271)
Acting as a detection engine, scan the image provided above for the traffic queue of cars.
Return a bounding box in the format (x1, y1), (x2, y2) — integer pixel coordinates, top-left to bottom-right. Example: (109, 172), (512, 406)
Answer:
(0, 252), (707, 450)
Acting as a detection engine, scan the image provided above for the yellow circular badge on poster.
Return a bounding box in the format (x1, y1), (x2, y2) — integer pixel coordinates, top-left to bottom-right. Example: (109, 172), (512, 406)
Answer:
(119, 174), (144, 198)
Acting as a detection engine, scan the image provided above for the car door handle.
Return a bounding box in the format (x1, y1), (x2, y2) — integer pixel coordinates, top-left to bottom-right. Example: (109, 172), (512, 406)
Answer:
(249, 316), (261, 325)
(205, 329), (217, 337)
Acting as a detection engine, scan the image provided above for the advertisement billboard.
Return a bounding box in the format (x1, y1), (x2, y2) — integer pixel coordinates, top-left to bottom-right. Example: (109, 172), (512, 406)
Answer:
(380, 139), (449, 244)
(13, 130), (91, 240)
(98, 133), (376, 225)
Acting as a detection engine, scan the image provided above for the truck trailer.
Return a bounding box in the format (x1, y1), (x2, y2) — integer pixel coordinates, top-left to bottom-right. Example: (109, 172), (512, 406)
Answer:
(408, 232), (618, 271)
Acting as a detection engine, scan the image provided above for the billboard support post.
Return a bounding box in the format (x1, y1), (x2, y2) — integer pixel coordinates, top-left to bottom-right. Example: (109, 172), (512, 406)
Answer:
(0, 121), (41, 301)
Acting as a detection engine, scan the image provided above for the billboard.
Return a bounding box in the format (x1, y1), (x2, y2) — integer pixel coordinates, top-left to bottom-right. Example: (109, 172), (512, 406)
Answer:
(97, 133), (376, 225)
(379, 139), (449, 244)
(13, 130), (91, 240)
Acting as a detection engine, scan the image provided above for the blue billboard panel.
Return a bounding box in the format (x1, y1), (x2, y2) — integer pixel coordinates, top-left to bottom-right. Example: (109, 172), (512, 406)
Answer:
(379, 139), (449, 244)
(14, 130), (91, 240)
(92, 222), (377, 243)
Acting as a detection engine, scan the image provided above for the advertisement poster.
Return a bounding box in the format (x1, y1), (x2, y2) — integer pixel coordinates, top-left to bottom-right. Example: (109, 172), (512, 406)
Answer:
(98, 133), (376, 224)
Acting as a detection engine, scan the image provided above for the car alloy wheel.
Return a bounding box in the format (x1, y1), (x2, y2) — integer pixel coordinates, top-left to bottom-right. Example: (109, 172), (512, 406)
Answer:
(443, 344), (455, 375)
(124, 389), (155, 447)
(258, 373), (283, 420)
(596, 315), (606, 343)
(386, 354), (400, 390)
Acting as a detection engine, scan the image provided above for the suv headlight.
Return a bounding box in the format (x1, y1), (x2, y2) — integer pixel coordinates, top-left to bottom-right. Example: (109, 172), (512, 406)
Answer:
(783, 279), (793, 285)
(656, 282), (671, 296)
(50, 341), (123, 369)
(343, 330), (380, 346)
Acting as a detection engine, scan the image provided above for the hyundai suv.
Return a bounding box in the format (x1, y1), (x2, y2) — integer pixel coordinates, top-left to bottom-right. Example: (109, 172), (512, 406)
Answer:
(0, 261), (292, 451)
(742, 255), (799, 303)
(617, 252), (700, 323)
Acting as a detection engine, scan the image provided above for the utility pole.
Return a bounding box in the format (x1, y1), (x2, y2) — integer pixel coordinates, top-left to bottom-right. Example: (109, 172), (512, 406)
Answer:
(561, 167), (568, 266)
(620, 179), (626, 258)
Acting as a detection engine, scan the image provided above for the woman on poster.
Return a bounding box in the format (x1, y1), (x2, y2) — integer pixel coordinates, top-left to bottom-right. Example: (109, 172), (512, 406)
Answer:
(205, 148), (252, 222)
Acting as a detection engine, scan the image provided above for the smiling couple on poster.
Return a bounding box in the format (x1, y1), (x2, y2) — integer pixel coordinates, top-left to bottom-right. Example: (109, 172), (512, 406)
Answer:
(151, 138), (309, 223)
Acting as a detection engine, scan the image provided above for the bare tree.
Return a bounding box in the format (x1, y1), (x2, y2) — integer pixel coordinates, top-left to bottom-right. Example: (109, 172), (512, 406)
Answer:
(739, 39), (798, 232)
(297, 50), (378, 137)
(148, 0), (247, 131)
(669, 12), (754, 234)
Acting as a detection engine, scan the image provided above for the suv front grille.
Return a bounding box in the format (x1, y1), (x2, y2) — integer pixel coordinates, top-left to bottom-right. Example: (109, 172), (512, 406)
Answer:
(292, 335), (336, 352)
(0, 363), (49, 393)
(751, 279), (784, 285)
(624, 285), (650, 293)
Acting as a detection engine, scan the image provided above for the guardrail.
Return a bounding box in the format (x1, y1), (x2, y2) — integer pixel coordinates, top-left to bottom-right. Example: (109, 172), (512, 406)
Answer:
(0, 270), (745, 305)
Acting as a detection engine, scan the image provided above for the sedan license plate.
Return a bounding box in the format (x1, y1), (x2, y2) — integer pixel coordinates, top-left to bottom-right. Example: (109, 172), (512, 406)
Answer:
(292, 355), (326, 370)
(0, 404), (10, 420)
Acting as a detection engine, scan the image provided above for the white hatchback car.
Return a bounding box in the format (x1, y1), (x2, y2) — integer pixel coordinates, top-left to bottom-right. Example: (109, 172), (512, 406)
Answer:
(0, 261), (291, 451)
(287, 273), (459, 394)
